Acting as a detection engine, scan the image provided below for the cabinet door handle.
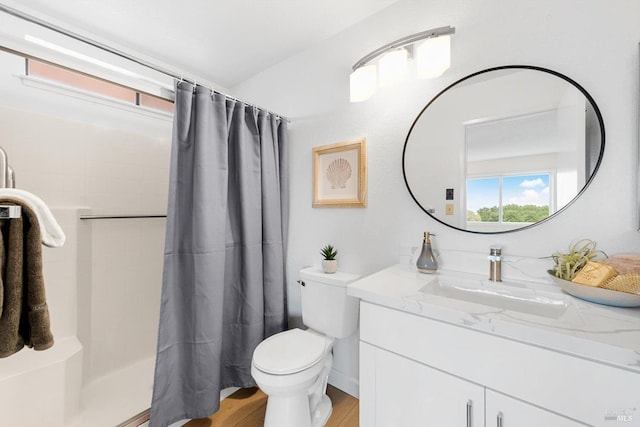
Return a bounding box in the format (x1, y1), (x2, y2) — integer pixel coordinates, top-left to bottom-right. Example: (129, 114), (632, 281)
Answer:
(466, 400), (472, 427)
(497, 411), (503, 427)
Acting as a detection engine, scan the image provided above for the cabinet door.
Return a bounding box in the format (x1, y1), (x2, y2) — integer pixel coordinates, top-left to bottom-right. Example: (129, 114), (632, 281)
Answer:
(486, 390), (588, 427)
(360, 342), (484, 427)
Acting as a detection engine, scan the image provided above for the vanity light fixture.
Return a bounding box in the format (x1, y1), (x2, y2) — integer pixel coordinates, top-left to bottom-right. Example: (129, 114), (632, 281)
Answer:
(349, 25), (455, 102)
(378, 48), (409, 87)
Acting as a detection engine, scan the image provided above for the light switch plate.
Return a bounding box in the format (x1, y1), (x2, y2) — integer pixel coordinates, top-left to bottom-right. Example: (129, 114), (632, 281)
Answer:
(446, 188), (454, 200)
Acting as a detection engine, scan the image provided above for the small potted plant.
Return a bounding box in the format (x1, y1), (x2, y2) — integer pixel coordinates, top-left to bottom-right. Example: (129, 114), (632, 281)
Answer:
(320, 244), (338, 274)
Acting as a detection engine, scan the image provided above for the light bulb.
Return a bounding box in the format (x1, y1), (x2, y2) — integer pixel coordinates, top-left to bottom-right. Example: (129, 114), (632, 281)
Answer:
(350, 64), (377, 102)
(416, 35), (451, 79)
(378, 48), (408, 87)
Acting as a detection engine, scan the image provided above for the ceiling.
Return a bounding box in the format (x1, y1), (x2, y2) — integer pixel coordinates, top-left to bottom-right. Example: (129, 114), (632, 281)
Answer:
(3, 0), (400, 88)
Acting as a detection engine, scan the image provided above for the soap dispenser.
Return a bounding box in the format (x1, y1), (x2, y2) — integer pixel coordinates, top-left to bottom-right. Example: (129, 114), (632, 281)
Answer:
(416, 232), (438, 273)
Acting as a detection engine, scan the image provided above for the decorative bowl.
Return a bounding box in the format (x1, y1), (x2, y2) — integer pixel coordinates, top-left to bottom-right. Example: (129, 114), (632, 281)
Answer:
(548, 272), (640, 308)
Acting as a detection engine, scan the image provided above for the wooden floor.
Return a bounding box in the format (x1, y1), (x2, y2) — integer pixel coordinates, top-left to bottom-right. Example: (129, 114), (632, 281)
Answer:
(183, 385), (358, 427)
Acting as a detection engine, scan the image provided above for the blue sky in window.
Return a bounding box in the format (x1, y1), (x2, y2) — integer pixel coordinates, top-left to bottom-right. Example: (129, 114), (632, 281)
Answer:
(467, 177), (499, 211)
(503, 174), (549, 206)
(467, 174), (549, 211)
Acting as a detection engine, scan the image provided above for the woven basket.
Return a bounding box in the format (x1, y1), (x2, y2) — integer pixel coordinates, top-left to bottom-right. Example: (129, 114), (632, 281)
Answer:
(600, 273), (640, 295)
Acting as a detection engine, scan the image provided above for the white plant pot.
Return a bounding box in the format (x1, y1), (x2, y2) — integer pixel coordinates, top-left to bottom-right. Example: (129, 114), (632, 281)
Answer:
(322, 259), (338, 274)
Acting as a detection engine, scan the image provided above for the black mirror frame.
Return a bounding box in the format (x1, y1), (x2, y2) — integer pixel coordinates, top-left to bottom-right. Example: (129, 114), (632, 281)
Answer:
(402, 65), (605, 234)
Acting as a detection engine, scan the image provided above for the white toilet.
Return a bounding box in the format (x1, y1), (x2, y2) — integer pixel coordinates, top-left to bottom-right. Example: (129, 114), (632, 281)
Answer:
(251, 267), (360, 427)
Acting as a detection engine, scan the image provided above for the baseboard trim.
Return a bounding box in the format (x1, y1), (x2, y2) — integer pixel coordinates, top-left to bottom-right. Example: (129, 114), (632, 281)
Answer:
(328, 368), (359, 398)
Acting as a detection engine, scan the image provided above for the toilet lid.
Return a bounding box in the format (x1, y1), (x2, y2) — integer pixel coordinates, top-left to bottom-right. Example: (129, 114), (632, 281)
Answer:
(253, 328), (329, 375)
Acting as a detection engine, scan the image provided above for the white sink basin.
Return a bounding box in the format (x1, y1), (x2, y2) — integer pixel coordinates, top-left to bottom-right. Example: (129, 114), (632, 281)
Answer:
(420, 275), (569, 318)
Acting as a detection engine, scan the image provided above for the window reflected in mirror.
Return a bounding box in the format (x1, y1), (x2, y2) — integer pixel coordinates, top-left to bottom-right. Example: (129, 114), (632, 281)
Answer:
(466, 174), (550, 230)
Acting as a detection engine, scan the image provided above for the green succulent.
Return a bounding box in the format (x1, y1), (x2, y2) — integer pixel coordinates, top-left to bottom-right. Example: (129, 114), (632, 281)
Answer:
(551, 239), (607, 281)
(320, 244), (338, 260)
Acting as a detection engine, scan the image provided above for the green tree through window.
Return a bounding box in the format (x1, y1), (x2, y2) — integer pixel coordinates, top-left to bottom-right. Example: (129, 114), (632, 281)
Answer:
(467, 174), (551, 224)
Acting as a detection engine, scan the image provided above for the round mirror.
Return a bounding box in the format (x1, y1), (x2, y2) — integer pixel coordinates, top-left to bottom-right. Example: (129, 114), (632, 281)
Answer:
(403, 65), (604, 233)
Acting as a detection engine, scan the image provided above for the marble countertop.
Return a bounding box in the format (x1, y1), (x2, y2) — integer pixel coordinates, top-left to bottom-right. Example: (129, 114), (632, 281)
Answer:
(347, 264), (640, 374)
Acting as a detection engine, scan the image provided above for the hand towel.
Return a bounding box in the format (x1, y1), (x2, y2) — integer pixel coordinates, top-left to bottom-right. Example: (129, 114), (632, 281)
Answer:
(0, 189), (65, 248)
(0, 200), (54, 357)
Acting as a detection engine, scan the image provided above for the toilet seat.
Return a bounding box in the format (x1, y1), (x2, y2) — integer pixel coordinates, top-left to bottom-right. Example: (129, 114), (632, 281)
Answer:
(253, 328), (330, 375)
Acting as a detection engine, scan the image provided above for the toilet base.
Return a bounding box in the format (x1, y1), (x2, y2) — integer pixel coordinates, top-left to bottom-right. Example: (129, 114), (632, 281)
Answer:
(263, 392), (332, 427)
(312, 394), (332, 427)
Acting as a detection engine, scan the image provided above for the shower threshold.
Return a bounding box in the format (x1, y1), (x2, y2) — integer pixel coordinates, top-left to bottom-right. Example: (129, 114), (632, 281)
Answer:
(116, 409), (150, 427)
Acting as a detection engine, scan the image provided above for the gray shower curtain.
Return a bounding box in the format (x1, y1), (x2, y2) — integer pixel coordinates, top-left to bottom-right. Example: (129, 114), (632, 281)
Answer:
(150, 82), (289, 427)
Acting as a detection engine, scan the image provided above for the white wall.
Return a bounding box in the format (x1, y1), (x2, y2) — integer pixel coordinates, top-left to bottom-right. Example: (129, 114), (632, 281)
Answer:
(231, 0), (640, 390)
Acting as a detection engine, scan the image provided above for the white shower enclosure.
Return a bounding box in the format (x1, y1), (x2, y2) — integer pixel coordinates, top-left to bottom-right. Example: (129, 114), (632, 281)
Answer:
(0, 43), (172, 425)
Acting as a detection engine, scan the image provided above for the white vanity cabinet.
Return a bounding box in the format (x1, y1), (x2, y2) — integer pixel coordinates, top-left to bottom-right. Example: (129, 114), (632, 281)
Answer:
(361, 341), (585, 427)
(485, 390), (587, 427)
(360, 342), (484, 427)
(358, 301), (640, 427)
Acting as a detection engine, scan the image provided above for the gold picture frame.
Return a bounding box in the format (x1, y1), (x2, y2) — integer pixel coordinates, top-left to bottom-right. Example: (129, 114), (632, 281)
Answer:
(312, 138), (367, 208)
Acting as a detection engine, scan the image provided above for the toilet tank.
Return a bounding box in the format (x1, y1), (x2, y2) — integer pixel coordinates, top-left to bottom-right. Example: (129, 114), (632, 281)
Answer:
(299, 267), (361, 339)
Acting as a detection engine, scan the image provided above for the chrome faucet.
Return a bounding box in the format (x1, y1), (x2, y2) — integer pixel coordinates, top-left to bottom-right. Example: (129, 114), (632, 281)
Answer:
(488, 245), (502, 282)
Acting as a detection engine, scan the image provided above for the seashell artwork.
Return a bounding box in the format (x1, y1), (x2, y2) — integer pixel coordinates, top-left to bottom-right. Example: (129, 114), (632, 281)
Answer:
(326, 158), (352, 189)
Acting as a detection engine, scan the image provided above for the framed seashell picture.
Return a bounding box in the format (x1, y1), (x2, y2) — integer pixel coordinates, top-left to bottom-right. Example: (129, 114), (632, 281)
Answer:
(312, 138), (367, 208)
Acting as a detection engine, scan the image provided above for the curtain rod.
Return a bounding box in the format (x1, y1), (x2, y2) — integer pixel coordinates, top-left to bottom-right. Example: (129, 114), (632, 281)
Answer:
(0, 3), (289, 122)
